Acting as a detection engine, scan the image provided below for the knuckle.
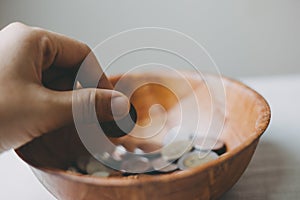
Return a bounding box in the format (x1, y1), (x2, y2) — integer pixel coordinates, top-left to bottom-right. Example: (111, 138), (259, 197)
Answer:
(73, 89), (97, 123)
(14, 26), (55, 64)
(4, 22), (47, 44)
(6, 21), (27, 29)
(27, 27), (48, 43)
(83, 43), (91, 53)
(77, 42), (91, 58)
(38, 34), (56, 66)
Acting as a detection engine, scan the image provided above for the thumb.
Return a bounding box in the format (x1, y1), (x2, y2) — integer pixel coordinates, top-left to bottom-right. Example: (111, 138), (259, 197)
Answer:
(38, 88), (130, 133)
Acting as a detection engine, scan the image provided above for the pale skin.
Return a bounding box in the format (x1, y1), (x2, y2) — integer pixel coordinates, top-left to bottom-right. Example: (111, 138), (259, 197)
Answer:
(0, 22), (130, 153)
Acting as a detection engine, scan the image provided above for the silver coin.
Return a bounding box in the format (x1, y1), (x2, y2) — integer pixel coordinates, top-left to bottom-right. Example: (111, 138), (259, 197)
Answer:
(93, 152), (121, 169)
(193, 137), (225, 152)
(163, 126), (194, 146)
(134, 148), (144, 155)
(158, 163), (178, 173)
(86, 157), (113, 174)
(143, 151), (162, 160)
(121, 156), (151, 173)
(112, 145), (127, 161)
(91, 171), (110, 177)
(67, 166), (79, 173)
(151, 157), (172, 171)
(76, 156), (90, 172)
(94, 152), (111, 161)
(178, 151), (219, 170)
(161, 140), (193, 161)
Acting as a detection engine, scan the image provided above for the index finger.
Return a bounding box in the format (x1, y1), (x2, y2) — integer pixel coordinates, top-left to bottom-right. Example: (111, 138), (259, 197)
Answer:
(0, 22), (113, 89)
(39, 27), (113, 89)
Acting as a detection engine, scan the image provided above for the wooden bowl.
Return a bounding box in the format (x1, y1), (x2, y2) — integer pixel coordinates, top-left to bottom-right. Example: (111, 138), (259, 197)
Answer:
(16, 71), (270, 200)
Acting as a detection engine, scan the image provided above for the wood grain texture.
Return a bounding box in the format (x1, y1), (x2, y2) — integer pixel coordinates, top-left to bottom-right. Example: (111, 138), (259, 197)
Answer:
(16, 71), (270, 200)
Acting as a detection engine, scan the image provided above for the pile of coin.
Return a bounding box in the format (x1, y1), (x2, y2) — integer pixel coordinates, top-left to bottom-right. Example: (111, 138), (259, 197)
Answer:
(67, 136), (226, 178)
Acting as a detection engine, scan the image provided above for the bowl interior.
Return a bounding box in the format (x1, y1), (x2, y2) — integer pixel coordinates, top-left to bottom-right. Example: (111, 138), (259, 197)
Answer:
(17, 72), (270, 178)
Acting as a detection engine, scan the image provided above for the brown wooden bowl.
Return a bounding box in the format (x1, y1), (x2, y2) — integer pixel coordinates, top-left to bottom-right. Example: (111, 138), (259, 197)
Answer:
(16, 71), (270, 200)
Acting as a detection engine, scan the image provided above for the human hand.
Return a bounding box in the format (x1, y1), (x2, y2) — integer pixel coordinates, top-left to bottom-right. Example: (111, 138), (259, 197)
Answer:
(0, 22), (130, 152)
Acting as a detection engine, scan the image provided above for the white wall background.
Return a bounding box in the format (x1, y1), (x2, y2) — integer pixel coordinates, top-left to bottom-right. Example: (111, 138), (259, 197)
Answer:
(0, 0), (299, 77)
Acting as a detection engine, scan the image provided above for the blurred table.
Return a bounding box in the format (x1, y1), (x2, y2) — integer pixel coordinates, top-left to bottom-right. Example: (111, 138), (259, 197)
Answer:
(1, 75), (300, 200)
(222, 75), (300, 200)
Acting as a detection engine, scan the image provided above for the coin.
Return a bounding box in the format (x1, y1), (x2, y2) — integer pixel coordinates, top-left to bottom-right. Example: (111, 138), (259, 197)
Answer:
(94, 152), (121, 169)
(158, 163), (178, 173)
(134, 148), (144, 155)
(163, 126), (194, 146)
(143, 151), (162, 160)
(121, 156), (151, 173)
(178, 151), (219, 170)
(67, 167), (79, 173)
(99, 103), (137, 137)
(112, 145), (127, 161)
(91, 171), (110, 177)
(76, 155), (90, 172)
(193, 137), (226, 155)
(161, 140), (193, 161)
(86, 157), (113, 174)
(151, 157), (173, 171)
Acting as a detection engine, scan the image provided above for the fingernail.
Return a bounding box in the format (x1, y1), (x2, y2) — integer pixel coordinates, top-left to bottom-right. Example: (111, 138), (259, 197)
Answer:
(111, 93), (130, 118)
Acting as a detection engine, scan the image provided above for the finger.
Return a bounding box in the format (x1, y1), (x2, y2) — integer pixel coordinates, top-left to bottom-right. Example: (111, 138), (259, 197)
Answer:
(43, 74), (74, 91)
(32, 27), (91, 71)
(0, 22), (89, 70)
(34, 26), (113, 89)
(77, 51), (113, 89)
(39, 27), (114, 89)
(35, 87), (130, 134)
(42, 52), (113, 90)
(42, 67), (74, 86)
(1, 22), (113, 90)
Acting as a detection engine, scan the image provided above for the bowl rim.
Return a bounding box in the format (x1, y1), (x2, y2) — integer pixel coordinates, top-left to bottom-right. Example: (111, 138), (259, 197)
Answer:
(15, 73), (271, 186)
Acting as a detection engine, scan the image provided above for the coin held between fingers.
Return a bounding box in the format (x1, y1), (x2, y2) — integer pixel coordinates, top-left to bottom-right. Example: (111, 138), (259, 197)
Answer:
(100, 103), (137, 138)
